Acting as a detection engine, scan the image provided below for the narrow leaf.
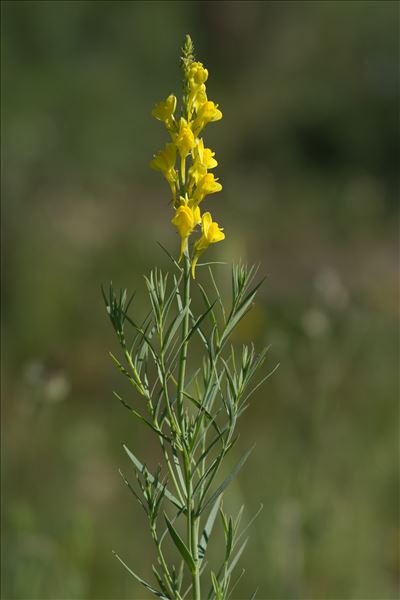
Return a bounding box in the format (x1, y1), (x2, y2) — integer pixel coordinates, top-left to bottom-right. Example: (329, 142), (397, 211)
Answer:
(198, 495), (222, 561)
(227, 568), (246, 600)
(114, 392), (170, 441)
(113, 551), (169, 599)
(235, 503), (264, 548)
(123, 444), (183, 511)
(162, 307), (188, 353)
(226, 537), (248, 579)
(225, 517), (233, 561)
(118, 469), (145, 511)
(198, 445), (255, 516)
(152, 565), (170, 598)
(185, 301), (216, 344)
(157, 241), (183, 272)
(164, 513), (196, 574)
(241, 362), (280, 405)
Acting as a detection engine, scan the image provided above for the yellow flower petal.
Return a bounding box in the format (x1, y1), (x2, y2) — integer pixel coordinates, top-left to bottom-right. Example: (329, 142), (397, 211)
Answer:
(193, 173), (222, 205)
(193, 101), (222, 135)
(191, 212), (225, 277)
(175, 118), (196, 159)
(171, 202), (201, 260)
(152, 95), (177, 130)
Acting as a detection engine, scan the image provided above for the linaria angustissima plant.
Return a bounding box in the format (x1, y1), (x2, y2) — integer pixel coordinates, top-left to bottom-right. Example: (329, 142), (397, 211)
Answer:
(103, 35), (276, 600)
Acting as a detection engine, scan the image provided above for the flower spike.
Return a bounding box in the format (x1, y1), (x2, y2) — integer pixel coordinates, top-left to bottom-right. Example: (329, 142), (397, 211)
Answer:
(150, 34), (224, 273)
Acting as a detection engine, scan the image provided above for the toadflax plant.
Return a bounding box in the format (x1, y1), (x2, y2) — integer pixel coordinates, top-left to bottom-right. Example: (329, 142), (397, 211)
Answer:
(103, 35), (276, 600)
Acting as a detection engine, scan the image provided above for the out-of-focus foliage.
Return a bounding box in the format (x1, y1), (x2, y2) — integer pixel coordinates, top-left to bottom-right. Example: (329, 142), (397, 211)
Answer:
(1, 1), (398, 599)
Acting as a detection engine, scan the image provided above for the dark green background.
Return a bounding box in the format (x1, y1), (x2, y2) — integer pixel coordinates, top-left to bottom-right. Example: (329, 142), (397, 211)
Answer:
(2, 1), (399, 599)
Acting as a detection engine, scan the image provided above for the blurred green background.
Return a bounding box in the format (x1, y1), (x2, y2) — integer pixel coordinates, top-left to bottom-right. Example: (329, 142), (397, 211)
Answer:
(2, 1), (399, 599)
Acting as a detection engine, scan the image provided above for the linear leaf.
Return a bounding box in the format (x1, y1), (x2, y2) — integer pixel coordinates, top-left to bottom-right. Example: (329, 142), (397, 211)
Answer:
(197, 283), (218, 329)
(241, 363), (280, 405)
(220, 279), (265, 348)
(235, 503), (264, 548)
(162, 273), (183, 324)
(226, 537), (248, 579)
(118, 469), (145, 511)
(184, 392), (221, 440)
(225, 517), (233, 561)
(162, 307), (188, 353)
(109, 352), (142, 394)
(185, 301), (216, 344)
(227, 569), (246, 600)
(198, 495), (222, 561)
(157, 241), (183, 272)
(208, 266), (226, 322)
(113, 551), (169, 599)
(123, 444), (183, 511)
(152, 565), (170, 598)
(198, 445), (255, 516)
(164, 513), (196, 574)
(114, 392), (170, 441)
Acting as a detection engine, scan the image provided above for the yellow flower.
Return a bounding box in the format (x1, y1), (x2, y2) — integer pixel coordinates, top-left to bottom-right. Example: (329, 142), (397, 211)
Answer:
(150, 143), (178, 198)
(150, 143), (176, 176)
(187, 61), (208, 87)
(188, 139), (218, 190)
(171, 201), (201, 259)
(150, 39), (225, 267)
(193, 101), (222, 135)
(175, 118), (196, 159)
(152, 95), (177, 130)
(196, 139), (218, 168)
(193, 84), (208, 113)
(192, 172), (222, 205)
(191, 212), (225, 278)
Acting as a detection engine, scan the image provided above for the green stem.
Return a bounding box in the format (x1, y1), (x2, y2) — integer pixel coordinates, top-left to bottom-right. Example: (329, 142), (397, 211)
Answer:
(176, 255), (202, 600)
(151, 526), (176, 599)
(184, 449), (201, 600)
(177, 254), (191, 422)
(191, 516), (201, 600)
(160, 440), (186, 506)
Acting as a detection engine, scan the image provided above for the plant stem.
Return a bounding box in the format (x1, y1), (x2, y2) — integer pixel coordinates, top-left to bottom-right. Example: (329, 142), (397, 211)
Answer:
(177, 253), (191, 422)
(191, 516), (201, 600)
(177, 254), (201, 600)
(151, 526), (175, 598)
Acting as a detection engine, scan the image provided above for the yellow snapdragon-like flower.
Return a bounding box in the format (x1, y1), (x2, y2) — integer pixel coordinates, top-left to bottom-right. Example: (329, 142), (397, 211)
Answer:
(192, 83), (208, 114)
(187, 61), (209, 87)
(192, 172), (222, 205)
(193, 101), (222, 136)
(150, 143), (178, 199)
(152, 94), (177, 130)
(188, 139), (218, 191)
(195, 138), (218, 168)
(175, 118), (196, 159)
(171, 200), (201, 259)
(191, 212), (225, 278)
(186, 62), (208, 115)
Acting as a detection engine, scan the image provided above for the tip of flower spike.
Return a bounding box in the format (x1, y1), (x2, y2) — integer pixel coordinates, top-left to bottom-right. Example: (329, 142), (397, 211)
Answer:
(183, 34), (194, 57)
(181, 34), (195, 75)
